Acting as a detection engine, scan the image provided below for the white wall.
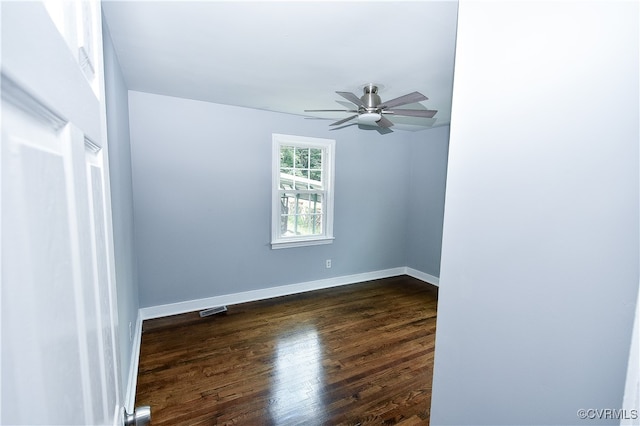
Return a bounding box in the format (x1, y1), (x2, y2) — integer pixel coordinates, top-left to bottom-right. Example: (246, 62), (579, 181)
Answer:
(102, 18), (140, 396)
(431, 1), (639, 425)
(128, 91), (449, 308)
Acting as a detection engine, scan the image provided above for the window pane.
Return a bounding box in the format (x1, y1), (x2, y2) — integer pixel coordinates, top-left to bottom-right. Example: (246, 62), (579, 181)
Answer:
(280, 214), (324, 237)
(280, 193), (295, 215)
(310, 148), (322, 169)
(279, 215), (294, 237)
(295, 147), (309, 168)
(286, 215), (297, 236)
(298, 193), (323, 215)
(294, 169), (309, 179)
(298, 214), (322, 235)
(312, 194), (323, 214)
(309, 170), (322, 188)
(280, 168), (294, 189)
(294, 169), (309, 189)
(280, 192), (295, 236)
(280, 146), (294, 167)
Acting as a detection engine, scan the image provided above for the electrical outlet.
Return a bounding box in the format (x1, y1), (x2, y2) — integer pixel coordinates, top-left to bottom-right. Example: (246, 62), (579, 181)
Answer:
(326, 259), (332, 269)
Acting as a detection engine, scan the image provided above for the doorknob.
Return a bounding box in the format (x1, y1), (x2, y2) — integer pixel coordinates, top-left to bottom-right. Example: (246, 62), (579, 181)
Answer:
(124, 406), (151, 426)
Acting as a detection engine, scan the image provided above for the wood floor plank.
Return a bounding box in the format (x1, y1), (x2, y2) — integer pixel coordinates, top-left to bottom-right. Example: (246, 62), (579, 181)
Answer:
(135, 275), (437, 425)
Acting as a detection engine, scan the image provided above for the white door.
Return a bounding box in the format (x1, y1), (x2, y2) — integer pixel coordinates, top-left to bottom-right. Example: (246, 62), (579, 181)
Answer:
(1, 1), (123, 425)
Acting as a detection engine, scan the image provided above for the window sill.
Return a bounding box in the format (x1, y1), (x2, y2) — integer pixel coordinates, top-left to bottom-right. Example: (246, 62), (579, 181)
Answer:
(271, 237), (334, 250)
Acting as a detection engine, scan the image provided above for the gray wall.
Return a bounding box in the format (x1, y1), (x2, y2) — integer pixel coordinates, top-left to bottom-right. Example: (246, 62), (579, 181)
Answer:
(128, 90), (449, 308)
(102, 19), (140, 394)
(430, 2), (639, 425)
(406, 126), (449, 277)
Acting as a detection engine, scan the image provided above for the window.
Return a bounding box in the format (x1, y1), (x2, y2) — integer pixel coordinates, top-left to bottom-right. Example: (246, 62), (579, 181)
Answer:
(272, 134), (335, 249)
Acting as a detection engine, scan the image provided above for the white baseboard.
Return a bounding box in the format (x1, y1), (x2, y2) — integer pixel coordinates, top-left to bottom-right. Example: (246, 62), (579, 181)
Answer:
(405, 267), (440, 286)
(140, 267), (412, 320)
(124, 312), (143, 411)
(140, 267), (439, 320)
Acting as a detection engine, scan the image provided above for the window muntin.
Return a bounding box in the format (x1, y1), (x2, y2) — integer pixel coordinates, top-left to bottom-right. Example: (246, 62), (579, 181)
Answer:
(272, 134), (334, 248)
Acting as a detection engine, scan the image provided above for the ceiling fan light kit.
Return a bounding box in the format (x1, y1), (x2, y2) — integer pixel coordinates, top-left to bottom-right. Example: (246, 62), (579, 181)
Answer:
(305, 84), (438, 133)
(358, 112), (382, 124)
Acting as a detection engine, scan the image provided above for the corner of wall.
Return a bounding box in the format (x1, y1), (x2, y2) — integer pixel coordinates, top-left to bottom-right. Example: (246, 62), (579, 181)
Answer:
(405, 267), (440, 286)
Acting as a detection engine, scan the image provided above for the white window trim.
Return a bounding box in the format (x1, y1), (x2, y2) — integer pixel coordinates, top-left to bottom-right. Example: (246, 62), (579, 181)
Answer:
(271, 133), (335, 249)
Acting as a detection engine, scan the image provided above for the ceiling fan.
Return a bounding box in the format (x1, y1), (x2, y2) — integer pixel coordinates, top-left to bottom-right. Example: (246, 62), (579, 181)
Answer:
(304, 84), (437, 132)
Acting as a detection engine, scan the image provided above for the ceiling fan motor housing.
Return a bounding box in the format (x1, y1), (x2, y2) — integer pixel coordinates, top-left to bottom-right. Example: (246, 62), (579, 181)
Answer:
(361, 84), (381, 111)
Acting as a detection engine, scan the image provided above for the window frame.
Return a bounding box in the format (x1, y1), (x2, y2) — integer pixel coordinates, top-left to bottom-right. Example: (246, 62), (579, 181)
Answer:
(271, 133), (335, 249)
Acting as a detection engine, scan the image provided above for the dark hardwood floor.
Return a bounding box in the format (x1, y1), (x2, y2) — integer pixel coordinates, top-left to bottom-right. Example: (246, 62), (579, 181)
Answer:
(135, 275), (438, 425)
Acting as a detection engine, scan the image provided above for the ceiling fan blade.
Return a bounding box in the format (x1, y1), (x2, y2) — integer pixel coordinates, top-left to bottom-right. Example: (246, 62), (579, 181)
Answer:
(304, 109), (357, 112)
(375, 126), (394, 135)
(385, 109), (438, 118)
(330, 122), (358, 131)
(336, 91), (365, 107)
(376, 115), (394, 128)
(331, 114), (359, 126)
(336, 100), (358, 109)
(357, 123), (394, 134)
(380, 91), (428, 109)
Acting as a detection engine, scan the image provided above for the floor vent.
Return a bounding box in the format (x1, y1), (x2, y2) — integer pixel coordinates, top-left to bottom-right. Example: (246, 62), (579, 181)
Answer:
(199, 306), (228, 318)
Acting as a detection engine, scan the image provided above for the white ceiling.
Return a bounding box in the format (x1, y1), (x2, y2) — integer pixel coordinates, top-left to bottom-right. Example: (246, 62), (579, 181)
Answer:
(102, 0), (458, 132)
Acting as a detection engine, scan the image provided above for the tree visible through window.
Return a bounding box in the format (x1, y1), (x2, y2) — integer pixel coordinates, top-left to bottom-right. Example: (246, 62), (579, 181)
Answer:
(272, 134), (335, 249)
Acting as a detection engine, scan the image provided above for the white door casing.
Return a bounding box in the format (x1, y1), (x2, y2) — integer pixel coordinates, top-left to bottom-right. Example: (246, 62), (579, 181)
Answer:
(1, 2), (123, 425)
